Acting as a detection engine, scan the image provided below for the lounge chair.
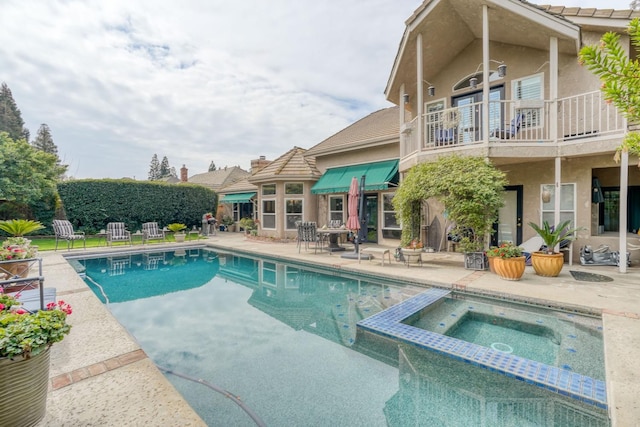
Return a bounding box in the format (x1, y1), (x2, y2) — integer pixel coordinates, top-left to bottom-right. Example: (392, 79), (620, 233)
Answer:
(491, 113), (523, 139)
(52, 219), (86, 251)
(106, 222), (132, 246)
(518, 235), (544, 266)
(142, 222), (166, 244)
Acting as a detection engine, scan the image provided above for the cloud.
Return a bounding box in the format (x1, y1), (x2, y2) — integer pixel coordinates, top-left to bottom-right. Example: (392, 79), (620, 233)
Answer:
(1, 0), (632, 178)
(0, 0), (416, 179)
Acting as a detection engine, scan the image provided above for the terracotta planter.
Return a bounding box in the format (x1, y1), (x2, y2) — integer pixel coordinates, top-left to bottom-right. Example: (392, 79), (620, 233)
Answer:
(0, 347), (50, 427)
(531, 251), (564, 277)
(487, 256), (497, 273)
(493, 256), (526, 281)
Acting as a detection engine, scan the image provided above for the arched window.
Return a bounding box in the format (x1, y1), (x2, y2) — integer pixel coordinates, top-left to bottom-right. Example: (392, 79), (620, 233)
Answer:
(453, 70), (502, 91)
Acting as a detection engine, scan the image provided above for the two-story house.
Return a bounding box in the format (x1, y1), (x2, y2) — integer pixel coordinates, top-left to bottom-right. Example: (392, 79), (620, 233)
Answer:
(386, 0), (640, 266)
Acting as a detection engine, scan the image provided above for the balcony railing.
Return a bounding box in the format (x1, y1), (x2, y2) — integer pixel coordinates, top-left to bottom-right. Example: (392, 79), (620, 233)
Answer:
(400, 91), (625, 158)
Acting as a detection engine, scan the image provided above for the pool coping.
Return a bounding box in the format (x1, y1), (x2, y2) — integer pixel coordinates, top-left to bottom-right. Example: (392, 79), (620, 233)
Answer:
(357, 287), (608, 409)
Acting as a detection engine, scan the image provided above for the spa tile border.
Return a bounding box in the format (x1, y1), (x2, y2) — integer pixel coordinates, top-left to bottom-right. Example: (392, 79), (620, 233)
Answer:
(357, 288), (607, 409)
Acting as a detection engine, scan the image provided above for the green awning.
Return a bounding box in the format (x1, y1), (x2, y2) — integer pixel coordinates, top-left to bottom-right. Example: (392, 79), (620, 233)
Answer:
(311, 160), (399, 194)
(220, 192), (256, 204)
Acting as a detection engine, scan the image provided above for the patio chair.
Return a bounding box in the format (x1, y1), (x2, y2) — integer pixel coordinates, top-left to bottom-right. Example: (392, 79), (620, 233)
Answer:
(52, 219), (86, 251)
(106, 222), (132, 246)
(297, 222), (326, 254)
(436, 128), (457, 146)
(491, 113), (523, 140)
(142, 222), (166, 244)
(518, 235), (544, 266)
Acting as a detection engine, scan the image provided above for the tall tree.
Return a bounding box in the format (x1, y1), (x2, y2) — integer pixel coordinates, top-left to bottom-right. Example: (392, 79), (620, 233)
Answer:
(208, 160), (216, 172)
(169, 166), (177, 178)
(579, 17), (640, 163)
(0, 132), (67, 208)
(0, 82), (29, 142)
(148, 154), (160, 180)
(32, 123), (58, 155)
(159, 156), (171, 178)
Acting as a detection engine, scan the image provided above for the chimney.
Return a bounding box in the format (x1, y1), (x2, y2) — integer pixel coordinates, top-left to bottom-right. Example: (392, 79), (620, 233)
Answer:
(251, 155), (271, 173)
(180, 164), (188, 182)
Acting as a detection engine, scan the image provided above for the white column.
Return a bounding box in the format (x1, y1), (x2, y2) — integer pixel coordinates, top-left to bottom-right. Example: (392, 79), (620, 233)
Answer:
(482, 4), (490, 141)
(551, 37), (561, 253)
(416, 33), (424, 150)
(549, 37), (558, 142)
(399, 84), (406, 125)
(619, 150), (629, 273)
(554, 157), (561, 252)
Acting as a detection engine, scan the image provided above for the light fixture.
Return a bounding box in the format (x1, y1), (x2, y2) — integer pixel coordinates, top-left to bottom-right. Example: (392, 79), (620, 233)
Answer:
(541, 187), (552, 203)
(403, 93), (410, 104)
(423, 80), (435, 97)
(498, 63), (507, 77)
(468, 60), (507, 89)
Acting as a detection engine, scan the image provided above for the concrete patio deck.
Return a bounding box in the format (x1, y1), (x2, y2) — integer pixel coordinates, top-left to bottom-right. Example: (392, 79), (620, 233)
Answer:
(35, 232), (639, 426)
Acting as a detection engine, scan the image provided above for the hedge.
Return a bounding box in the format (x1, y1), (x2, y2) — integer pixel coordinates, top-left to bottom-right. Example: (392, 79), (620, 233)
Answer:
(57, 179), (217, 234)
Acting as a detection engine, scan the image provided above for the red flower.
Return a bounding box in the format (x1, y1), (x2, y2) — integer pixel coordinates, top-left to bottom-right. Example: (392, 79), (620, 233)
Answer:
(16, 308), (27, 315)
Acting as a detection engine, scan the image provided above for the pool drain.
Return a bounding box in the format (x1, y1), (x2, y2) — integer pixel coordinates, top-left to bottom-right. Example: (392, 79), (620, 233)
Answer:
(491, 342), (513, 353)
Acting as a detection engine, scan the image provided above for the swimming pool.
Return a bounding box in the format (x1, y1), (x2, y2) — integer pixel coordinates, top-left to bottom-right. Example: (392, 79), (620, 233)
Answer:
(72, 247), (609, 426)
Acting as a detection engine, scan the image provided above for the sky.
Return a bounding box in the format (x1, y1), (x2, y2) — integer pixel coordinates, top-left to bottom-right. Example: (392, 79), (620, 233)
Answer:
(0, 0), (634, 180)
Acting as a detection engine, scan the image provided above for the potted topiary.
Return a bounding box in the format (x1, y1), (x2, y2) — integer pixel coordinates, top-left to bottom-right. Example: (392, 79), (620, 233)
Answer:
(393, 155), (507, 271)
(0, 292), (72, 426)
(167, 223), (187, 242)
(528, 220), (581, 277)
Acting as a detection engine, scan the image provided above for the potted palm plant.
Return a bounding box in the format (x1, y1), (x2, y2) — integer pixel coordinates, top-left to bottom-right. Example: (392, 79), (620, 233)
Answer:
(528, 220), (581, 277)
(167, 223), (187, 242)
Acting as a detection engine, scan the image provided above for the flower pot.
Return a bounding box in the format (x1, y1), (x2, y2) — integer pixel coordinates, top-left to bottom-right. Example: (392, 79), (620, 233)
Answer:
(174, 233), (186, 243)
(493, 256), (526, 281)
(487, 256), (497, 273)
(0, 347), (50, 427)
(531, 251), (564, 277)
(1, 260), (30, 280)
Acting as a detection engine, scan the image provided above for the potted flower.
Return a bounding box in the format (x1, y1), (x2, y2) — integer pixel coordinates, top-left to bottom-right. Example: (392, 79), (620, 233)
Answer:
(489, 242), (526, 280)
(167, 223), (187, 242)
(1, 237), (39, 282)
(528, 220), (581, 277)
(222, 216), (235, 232)
(0, 292), (72, 426)
(239, 217), (256, 235)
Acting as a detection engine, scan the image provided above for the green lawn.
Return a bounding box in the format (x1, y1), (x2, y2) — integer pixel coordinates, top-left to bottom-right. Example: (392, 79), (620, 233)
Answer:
(28, 234), (205, 252)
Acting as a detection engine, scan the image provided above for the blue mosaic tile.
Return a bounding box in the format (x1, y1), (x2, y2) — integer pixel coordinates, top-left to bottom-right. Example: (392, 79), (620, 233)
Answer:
(354, 287), (607, 409)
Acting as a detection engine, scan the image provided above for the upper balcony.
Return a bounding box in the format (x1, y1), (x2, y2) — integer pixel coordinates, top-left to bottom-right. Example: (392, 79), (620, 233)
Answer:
(400, 90), (626, 165)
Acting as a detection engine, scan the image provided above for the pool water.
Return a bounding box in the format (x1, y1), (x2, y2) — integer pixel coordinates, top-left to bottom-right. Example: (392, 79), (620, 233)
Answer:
(448, 313), (559, 365)
(72, 248), (609, 426)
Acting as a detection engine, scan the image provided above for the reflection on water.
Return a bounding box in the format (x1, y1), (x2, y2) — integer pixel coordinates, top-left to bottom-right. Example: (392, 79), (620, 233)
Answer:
(74, 249), (609, 426)
(385, 345), (609, 427)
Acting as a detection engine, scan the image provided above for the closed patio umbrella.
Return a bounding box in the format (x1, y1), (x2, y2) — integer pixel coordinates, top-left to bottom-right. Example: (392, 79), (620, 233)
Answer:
(346, 177), (360, 231)
(342, 176), (371, 259)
